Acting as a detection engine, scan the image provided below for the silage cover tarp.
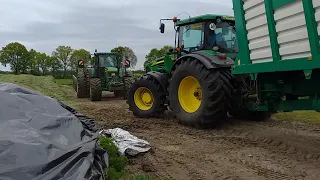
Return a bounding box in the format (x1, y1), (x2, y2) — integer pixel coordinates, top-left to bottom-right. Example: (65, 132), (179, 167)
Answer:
(0, 82), (108, 180)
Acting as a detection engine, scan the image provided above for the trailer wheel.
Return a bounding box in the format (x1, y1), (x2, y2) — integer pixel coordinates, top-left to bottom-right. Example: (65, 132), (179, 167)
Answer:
(168, 58), (233, 128)
(76, 69), (89, 98)
(89, 78), (102, 101)
(127, 75), (166, 117)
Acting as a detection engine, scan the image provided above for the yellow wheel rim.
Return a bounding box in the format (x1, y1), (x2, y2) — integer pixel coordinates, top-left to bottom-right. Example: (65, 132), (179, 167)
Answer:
(134, 87), (154, 110)
(178, 76), (202, 113)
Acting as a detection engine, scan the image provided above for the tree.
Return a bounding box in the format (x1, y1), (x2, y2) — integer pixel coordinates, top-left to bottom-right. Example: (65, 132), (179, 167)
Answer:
(48, 56), (62, 77)
(111, 46), (137, 68)
(144, 45), (173, 69)
(70, 49), (90, 71)
(28, 49), (37, 75)
(52, 46), (73, 77)
(34, 52), (50, 75)
(0, 42), (29, 74)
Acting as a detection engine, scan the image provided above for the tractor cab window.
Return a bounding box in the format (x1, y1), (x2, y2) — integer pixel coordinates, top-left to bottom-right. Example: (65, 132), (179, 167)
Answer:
(207, 21), (237, 53)
(98, 54), (116, 67)
(178, 22), (204, 52)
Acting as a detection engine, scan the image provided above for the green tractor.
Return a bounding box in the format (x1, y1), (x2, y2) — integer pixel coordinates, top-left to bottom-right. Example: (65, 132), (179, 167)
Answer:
(128, 0), (320, 128)
(72, 50), (133, 101)
(127, 14), (238, 126)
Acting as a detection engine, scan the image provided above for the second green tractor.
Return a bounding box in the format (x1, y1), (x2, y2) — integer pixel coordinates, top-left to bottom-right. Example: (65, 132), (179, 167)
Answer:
(73, 50), (133, 101)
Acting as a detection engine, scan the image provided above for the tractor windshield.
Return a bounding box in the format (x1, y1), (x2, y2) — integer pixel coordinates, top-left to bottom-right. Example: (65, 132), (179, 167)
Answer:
(178, 22), (204, 52)
(98, 54), (117, 67)
(207, 21), (237, 53)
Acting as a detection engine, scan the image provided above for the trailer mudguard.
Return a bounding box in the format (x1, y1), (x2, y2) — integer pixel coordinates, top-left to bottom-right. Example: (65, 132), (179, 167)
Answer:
(146, 71), (169, 93)
(172, 51), (234, 71)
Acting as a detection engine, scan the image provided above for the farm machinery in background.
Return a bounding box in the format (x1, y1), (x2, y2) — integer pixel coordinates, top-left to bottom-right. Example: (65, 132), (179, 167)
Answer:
(72, 49), (133, 101)
(127, 0), (320, 128)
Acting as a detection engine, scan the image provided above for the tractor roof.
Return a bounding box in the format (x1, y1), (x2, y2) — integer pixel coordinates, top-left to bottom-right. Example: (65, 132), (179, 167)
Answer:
(175, 14), (235, 26)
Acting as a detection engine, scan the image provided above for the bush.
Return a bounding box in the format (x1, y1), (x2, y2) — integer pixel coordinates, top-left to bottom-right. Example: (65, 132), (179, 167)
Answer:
(99, 136), (128, 180)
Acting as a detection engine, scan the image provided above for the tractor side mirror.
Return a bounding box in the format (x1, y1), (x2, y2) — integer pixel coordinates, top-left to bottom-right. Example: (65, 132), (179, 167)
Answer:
(124, 60), (131, 68)
(160, 23), (165, 33)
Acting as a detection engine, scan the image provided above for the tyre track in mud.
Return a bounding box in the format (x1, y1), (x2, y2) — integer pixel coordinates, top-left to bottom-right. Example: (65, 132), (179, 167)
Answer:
(77, 99), (320, 180)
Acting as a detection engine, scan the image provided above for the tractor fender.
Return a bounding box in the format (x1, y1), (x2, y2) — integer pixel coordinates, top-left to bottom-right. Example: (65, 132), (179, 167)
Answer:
(146, 71), (169, 93)
(172, 51), (234, 71)
(72, 75), (77, 91)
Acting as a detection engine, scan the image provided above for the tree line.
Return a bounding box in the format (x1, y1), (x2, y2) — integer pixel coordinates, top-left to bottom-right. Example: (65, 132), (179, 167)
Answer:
(0, 42), (138, 78)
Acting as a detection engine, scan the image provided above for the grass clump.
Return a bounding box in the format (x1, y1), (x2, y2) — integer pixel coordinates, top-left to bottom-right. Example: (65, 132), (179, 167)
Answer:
(99, 136), (128, 180)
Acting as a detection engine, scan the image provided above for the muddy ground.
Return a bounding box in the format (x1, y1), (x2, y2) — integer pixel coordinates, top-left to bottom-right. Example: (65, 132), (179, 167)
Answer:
(76, 94), (320, 180)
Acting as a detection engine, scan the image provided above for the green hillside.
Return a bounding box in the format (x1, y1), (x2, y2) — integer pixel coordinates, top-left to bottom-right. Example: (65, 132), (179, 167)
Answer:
(0, 74), (77, 106)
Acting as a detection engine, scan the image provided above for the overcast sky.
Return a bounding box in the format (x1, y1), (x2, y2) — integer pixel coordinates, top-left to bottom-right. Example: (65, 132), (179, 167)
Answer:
(0, 0), (233, 71)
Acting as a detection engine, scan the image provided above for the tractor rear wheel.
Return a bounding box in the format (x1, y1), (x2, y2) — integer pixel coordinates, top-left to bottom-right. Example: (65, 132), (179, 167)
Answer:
(76, 69), (89, 98)
(168, 58), (233, 128)
(128, 75), (166, 117)
(89, 78), (102, 101)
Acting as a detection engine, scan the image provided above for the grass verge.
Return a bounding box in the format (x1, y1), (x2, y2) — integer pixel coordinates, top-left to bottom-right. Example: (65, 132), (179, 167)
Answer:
(55, 78), (73, 85)
(274, 111), (320, 125)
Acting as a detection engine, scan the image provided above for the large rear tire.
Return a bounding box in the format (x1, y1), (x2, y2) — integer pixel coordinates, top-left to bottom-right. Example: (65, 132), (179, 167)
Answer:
(128, 75), (166, 117)
(76, 69), (89, 98)
(168, 58), (233, 128)
(89, 78), (102, 101)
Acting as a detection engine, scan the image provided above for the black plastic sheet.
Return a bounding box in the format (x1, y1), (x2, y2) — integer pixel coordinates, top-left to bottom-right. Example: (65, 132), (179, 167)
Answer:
(0, 83), (108, 180)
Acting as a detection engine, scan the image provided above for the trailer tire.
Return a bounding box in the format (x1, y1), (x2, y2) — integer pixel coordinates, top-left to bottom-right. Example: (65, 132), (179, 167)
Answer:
(89, 78), (102, 101)
(128, 75), (166, 118)
(168, 58), (233, 128)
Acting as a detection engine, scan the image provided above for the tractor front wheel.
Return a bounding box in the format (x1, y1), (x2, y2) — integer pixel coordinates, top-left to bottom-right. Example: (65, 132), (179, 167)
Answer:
(168, 58), (233, 128)
(127, 75), (166, 117)
(89, 78), (102, 101)
(76, 69), (89, 98)
(123, 76), (134, 99)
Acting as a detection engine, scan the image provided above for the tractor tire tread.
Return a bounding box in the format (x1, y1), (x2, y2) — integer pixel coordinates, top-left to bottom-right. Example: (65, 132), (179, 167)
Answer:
(90, 78), (102, 101)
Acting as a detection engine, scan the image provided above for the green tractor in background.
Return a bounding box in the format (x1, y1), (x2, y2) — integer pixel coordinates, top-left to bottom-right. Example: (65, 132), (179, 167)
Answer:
(72, 50), (133, 101)
(127, 14), (240, 127)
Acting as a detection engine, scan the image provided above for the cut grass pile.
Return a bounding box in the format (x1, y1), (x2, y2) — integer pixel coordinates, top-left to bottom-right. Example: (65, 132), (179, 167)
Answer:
(55, 78), (73, 85)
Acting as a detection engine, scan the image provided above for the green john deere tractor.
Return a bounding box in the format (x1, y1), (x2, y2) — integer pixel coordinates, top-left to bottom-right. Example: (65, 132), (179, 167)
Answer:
(127, 14), (238, 126)
(72, 50), (133, 101)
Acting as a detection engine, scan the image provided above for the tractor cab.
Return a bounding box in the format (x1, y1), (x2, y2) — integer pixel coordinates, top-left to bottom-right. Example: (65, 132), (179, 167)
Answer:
(160, 14), (237, 59)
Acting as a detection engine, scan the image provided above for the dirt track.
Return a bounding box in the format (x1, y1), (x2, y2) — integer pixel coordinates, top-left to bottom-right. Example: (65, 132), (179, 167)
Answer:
(76, 95), (320, 180)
